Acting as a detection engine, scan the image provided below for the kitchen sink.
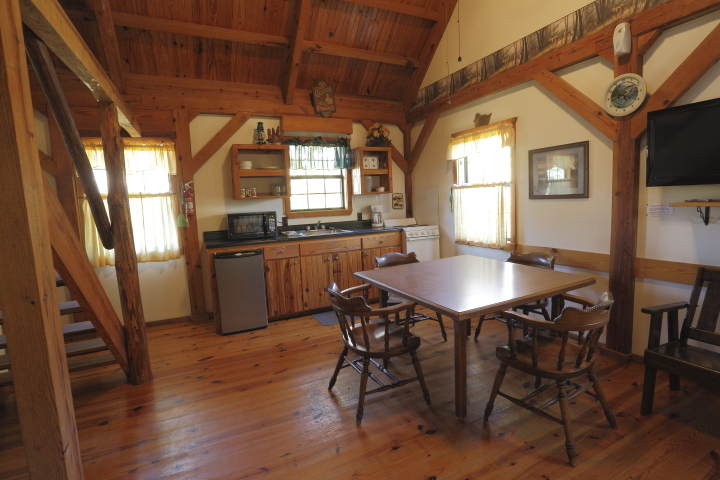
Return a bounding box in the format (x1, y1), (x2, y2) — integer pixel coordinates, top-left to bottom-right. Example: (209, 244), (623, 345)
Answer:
(298, 228), (353, 236)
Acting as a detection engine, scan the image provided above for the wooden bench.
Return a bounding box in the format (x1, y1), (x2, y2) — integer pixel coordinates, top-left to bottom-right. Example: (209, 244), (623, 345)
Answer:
(641, 266), (720, 415)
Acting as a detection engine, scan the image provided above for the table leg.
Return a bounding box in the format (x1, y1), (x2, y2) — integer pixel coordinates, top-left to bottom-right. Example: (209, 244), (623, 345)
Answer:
(551, 294), (562, 321)
(454, 318), (468, 420)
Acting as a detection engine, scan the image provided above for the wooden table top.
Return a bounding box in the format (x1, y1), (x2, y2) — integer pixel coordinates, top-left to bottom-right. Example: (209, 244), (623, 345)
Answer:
(355, 255), (596, 321)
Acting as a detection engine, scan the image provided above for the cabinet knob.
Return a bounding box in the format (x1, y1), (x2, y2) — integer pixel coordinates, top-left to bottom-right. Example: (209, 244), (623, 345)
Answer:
(325, 257), (331, 261)
(294, 261), (298, 265)
(279, 249), (284, 253)
(380, 239), (385, 243)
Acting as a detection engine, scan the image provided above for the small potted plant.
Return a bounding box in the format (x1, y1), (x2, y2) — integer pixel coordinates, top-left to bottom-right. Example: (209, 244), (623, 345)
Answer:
(366, 123), (390, 147)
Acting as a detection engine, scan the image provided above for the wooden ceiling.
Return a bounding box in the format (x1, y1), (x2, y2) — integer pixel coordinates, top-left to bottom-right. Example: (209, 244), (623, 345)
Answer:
(50, 0), (454, 115)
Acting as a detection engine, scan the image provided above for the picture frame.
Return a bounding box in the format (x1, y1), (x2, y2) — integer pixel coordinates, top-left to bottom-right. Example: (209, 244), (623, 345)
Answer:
(392, 193), (404, 209)
(529, 141), (589, 199)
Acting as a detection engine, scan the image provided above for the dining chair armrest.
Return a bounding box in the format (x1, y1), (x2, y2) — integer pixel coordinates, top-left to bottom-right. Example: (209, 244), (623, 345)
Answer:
(501, 309), (555, 330)
(643, 302), (689, 350)
(640, 302), (689, 315)
(370, 301), (415, 316)
(559, 293), (595, 309)
(340, 284), (372, 297)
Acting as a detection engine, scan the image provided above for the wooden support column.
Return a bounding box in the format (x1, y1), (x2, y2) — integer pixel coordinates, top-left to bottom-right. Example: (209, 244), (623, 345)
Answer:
(173, 109), (206, 316)
(606, 41), (642, 356)
(99, 101), (152, 385)
(0, 0), (84, 476)
(400, 123), (414, 218)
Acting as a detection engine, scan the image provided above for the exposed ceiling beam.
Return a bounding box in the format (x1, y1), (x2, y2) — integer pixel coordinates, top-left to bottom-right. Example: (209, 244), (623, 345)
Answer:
(89, 0), (125, 92)
(283, 0), (312, 105)
(401, 0), (457, 110)
(304, 41), (418, 67)
(112, 11), (289, 48)
(344, 0), (440, 21)
(20, 0), (141, 136)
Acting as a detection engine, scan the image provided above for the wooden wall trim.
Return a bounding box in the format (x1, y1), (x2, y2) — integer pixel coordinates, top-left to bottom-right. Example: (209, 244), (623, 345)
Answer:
(517, 245), (610, 273)
(284, 115), (353, 134)
(20, 0), (141, 136)
(189, 111), (250, 175)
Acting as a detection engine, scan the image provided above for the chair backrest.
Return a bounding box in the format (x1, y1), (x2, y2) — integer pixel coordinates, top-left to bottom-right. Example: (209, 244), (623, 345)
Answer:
(508, 292), (614, 371)
(681, 267), (720, 348)
(507, 251), (555, 270)
(375, 251), (418, 269)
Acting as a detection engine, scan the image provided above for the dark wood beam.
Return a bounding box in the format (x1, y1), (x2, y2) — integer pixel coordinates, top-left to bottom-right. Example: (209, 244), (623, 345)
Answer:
(112, 11), (289, 49)
(631, 21), (720, 140)
(532, 69), (617, 141)
(20, 0), (141, 136)
(90, 0), (125, 92)
(402, 0), (457, 110)
(283, 0), (312, 105)
(303, 41), (419, 67)
(47, 106), (81, 236)
(99, 100), (153, 385)
(173, 109), (206, 317)
(0, 1), (83, 475)
(400, 122), (414, 218)
(344, 0), (441, 21)
(189, 112), (250, 175)
(408, 112), (439, 171)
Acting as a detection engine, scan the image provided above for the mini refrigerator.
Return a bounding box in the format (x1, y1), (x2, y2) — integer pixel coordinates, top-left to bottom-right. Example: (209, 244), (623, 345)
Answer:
(214, 250), (269, 334)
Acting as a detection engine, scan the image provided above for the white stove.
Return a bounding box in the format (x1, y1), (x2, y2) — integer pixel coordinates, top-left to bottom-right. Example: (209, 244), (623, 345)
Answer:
(385, 218), (440, 262)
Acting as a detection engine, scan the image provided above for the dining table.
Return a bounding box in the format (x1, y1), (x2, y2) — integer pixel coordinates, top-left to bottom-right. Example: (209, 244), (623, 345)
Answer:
(354, 254), (596, 420)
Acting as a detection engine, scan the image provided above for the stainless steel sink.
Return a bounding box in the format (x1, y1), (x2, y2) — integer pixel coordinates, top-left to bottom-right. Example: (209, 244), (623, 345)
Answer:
(298, 228), (353, 236)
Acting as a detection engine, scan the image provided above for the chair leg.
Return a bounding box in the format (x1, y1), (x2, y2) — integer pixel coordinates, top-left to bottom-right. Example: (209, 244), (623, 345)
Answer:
(669, 374), (681, 391)
(410, 351), (431, 405)
(328, 346), (348, 390)
(436, 313), (448, 342)
(473, 315), (486, 340)
(556, 380), (577, 467)
(356, 358), (370, 427)
(484, 363), (507, 425)
(588, 371), (617, 429)
(641, 364), (657, 416)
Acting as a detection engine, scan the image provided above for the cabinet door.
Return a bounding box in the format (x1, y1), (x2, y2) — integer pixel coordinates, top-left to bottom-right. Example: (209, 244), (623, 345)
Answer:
(361, 246), (402, 300)
(301, 254), (333, 310)
(265, 258), (303, 317)
(331, 250), (364, 292)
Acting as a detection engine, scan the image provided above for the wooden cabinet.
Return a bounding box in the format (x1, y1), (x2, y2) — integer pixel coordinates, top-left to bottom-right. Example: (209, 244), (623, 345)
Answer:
(352, 147), (392, 194)
(301, 250), (363, 310)
(231, 144), (290, 199)
(264, 258), (303, 317)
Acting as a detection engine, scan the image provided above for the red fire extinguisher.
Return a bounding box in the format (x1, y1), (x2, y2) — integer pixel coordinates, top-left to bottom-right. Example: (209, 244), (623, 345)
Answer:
(183, 182), (195, 217)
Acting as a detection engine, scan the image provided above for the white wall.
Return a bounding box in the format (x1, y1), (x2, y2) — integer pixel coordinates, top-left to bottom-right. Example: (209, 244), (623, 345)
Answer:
(412, 6), (720, 355)
(190, 116), (407, 311)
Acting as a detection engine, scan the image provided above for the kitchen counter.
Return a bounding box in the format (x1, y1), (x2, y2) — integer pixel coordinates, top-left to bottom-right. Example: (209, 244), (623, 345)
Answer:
(204, 221), (402, 250)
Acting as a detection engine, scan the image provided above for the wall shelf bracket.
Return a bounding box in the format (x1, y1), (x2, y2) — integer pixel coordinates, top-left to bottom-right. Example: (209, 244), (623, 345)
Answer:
(697, 206), (710, 225)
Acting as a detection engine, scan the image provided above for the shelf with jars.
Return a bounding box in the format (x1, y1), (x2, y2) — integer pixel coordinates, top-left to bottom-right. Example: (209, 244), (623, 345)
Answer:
(231, 144), (290, 199)
(352, 146), (392, 195)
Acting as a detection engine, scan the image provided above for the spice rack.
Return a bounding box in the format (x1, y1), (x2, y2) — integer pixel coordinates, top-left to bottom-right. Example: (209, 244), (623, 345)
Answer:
(231, 144), (290, 199)
(352, 146), (392, 195)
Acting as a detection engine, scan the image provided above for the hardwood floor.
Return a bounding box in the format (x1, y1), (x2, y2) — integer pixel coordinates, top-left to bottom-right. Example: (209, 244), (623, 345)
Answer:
(1, 311), (719, 479)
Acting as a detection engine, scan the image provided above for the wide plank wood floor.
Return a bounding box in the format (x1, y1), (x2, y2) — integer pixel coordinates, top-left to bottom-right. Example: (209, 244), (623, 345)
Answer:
(1, 310), (720, 479)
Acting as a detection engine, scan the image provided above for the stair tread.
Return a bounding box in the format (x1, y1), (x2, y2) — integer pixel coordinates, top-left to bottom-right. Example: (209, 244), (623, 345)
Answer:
(0, 351), (116, 388)
(0, 338), (107, 370)
(0, 300), (82, 325)
(0, 321), (96, 350)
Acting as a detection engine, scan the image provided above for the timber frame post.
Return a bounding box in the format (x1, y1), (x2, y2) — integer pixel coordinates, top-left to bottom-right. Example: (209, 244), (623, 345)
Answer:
(0, 0), (84, 476)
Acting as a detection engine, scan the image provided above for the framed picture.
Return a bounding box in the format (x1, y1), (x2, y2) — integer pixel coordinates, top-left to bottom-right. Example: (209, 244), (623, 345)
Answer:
(392, 193), (404, 209)
(529, 141), (589, 199)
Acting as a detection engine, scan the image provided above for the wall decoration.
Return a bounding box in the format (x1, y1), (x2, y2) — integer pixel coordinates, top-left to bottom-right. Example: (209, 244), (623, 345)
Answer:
(604, 73), (647, 116)
(410, 0), (670, 111)
(366, 123), (390, 147)
(311, 80), (336, 118)
(529, 141), (589, 199)
(392, 193), (404, 209)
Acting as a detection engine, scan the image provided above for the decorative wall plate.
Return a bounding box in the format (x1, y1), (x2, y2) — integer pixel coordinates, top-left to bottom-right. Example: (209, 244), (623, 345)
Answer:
(604, 73), (647, 116)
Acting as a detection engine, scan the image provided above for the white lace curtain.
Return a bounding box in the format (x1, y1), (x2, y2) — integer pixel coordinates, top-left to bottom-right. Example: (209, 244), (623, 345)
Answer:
(449, 123), (514, 248)
(82, 141), (181, 267)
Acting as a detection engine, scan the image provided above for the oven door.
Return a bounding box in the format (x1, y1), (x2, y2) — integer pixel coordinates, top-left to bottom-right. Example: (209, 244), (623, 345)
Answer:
(227, 213), (267, 240)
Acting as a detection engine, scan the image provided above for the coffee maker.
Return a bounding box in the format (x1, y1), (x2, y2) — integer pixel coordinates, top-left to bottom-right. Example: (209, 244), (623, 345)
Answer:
(370, 204), (383, 227)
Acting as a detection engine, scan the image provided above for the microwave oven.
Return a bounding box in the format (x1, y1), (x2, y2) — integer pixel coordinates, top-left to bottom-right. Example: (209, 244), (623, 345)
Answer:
(227, 212), (277, 240)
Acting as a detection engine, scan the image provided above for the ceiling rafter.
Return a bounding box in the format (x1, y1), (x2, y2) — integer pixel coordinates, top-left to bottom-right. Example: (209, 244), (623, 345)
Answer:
(89, 0), (125, 92)
(283, 0), (313, 105)
(344, 0), (441, 21)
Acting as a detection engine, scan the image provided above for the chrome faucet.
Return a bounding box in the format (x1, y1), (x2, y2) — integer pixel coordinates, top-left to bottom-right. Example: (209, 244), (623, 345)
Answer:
(317, 220), (322, 230)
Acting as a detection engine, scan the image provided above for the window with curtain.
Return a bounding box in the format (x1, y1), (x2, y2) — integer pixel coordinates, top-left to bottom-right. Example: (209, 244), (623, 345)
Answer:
(449, 120), (516, 249)
(288, 141), (352, 216)
(81, 140), (181, 267)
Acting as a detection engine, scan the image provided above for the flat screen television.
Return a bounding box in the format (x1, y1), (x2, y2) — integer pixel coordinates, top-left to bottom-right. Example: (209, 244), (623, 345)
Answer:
(646, 97), (720, 187)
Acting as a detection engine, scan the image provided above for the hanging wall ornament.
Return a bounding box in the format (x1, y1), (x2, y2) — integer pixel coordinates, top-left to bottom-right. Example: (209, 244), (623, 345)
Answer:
(311, 80), (337, 118)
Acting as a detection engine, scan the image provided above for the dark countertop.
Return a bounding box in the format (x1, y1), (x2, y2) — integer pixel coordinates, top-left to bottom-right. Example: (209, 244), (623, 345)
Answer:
(204, 220), (402, 250)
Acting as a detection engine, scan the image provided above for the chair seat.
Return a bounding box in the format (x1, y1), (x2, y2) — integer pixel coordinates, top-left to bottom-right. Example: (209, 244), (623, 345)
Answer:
(645, 342), (720, 387)
(347, 321), (421, 357)
(496, 340), (592, 380)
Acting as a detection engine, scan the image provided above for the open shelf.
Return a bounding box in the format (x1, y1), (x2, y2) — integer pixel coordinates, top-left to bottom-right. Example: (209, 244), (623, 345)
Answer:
(231, 145), (290, 199)
(352, 147), (393, 194)
(669, 201), (720, 225)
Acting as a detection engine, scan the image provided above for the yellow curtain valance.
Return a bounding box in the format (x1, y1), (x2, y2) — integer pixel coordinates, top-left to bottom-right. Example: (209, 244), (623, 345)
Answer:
(446, 122), (515, 161)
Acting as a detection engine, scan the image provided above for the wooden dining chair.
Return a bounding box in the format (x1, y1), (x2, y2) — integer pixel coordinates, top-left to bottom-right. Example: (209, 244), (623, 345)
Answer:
(483, 292), (616, 467)
(375, 252), (448, 342)
(326, 282), (431, 426)
(474, 251), (556, 340)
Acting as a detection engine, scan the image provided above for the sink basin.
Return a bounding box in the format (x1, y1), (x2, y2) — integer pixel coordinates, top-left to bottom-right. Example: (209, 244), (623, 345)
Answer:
(298, 229), (353, 236)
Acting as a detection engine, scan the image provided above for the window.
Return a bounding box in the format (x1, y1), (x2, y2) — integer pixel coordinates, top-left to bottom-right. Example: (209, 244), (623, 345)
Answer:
(286, 143), (352, 218)
(449, 119), (516, 249)
(81, 140), (181, 267)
